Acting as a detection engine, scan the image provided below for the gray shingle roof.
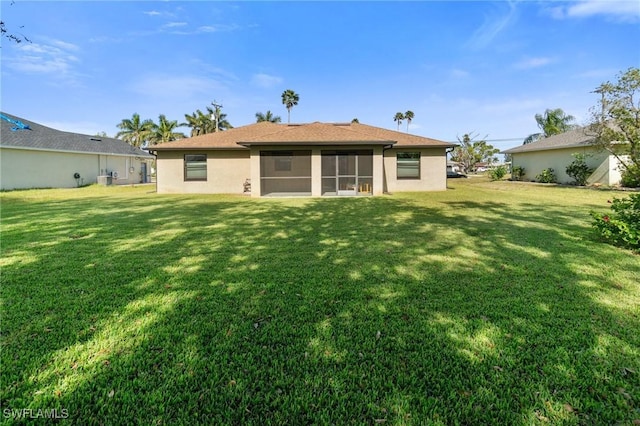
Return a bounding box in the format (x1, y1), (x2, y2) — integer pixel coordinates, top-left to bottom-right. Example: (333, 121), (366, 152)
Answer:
(502, 127), (596, 154)
(1, 112), (153, 158)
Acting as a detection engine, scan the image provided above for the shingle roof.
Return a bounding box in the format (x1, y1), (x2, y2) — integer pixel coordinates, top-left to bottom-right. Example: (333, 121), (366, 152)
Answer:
(149, 121), (454, 150)
(0, 112), (153, 158)
(502, 127), (596, 154)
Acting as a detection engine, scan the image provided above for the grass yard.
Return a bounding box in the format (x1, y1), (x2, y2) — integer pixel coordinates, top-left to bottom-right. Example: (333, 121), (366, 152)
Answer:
(1, 179), (639, 425)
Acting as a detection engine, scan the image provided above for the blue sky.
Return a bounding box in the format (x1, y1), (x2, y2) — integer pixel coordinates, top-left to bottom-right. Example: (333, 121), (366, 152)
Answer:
(1, 1), (638, 152)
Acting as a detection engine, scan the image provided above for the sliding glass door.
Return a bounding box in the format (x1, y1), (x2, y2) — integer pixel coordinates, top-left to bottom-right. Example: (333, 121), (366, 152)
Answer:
(321, 150), (373, 196)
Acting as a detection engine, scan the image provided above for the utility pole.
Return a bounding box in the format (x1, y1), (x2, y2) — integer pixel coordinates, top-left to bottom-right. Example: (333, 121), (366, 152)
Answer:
(211, 101), (223, 132)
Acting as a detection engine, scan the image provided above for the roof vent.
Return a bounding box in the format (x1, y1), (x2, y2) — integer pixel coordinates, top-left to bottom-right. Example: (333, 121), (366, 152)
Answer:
(90, 138), (102, 141)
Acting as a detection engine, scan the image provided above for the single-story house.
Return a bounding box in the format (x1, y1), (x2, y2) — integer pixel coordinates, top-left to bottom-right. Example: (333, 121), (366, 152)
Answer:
(148, 121), (456, 197)
(502, 127), (625, 185)
(1, 112), (154, 190)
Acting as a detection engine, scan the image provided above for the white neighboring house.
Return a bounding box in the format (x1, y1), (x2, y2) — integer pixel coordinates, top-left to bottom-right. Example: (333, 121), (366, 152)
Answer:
(502, 127), (626, 185)
(1, 112), (154, 190)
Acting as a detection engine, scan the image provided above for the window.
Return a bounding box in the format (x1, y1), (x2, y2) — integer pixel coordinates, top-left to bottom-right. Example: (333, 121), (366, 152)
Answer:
(184, 154), (207, 181)
(397, 152), (420, 179)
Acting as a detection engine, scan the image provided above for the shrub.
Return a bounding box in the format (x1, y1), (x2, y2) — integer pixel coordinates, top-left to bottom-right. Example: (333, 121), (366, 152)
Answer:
(591, 193), (640, 251)
(565, 153), (594, 186)
(536, 168), (556, 183)
(510, 165), (525, 181)
(489, 165), (507, 181)
(620, 164), (640, 188)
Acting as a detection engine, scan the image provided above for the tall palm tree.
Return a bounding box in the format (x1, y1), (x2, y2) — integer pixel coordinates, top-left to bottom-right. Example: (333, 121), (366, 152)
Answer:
(394, 112), (405, 131)
(116, 113), (154, 148)
(255, 110), (281, 123)
(149, 114), (187, 144)
(281, 89), (299, 124)
(523, 108), (577, 144)
(185, 109), (215, 137)
(404, 110), (414, 133)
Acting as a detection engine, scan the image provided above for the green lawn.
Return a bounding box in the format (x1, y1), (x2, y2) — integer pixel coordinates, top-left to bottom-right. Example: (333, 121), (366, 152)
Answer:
(1, 180), (638, 425)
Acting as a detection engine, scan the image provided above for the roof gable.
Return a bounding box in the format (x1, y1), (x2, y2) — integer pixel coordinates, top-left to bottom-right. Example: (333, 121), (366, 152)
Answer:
(0, 112), (153, 158)
(502, 127), (596, 154)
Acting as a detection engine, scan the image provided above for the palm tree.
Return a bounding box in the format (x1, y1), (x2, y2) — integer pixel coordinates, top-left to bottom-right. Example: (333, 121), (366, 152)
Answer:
(116, 113), (154, 147)
(149, 114), (187, 144)
(185, 109), (215, 137)
(255, 110), (281, 123)
(404, 110), (414, 133)
(523, 108), (577, 144)
(281, 89), (299, 124)
(394, 112), (404, 131)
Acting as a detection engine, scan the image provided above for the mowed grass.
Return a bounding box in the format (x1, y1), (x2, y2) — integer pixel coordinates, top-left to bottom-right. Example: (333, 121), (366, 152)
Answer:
(1, 179), (638, 425)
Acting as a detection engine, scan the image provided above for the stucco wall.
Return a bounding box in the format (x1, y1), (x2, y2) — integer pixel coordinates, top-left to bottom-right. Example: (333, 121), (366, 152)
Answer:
(511, 147), (615, 184)
(383, 148), (447, 192)
(156, 150), (250, 194)
(0, 148), (147, 190)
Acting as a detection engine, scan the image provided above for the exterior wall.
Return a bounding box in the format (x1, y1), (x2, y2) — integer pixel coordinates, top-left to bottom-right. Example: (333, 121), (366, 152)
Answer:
(0, 148), (148, 190)
(383, 148), (448, 192)
(156, 149), (250, 194)
(511, 147), (616, 185)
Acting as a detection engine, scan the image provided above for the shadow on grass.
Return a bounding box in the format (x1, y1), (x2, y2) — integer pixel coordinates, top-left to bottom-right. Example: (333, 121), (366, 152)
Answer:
(1, 188), (638, 424)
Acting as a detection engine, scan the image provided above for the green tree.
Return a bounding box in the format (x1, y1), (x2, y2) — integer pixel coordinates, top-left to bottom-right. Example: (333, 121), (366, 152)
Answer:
(149, 114), (187, 144)
(589, 67), (640, 186)
(184, 109), (215, 137)
(394, 112), (404, 131)
(116, 113), (154, 148)
(255, 110), (281, 123)
(404, 110), (414, 133)
(281, 90), (299, 124)
(523, 108), (577, 144)
(450, 133), (499, 173)
(351, 118), (359, 124)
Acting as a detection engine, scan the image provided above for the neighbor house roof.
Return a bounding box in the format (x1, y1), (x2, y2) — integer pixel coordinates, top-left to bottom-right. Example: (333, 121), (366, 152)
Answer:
(502, 127), (596, 154)
(0, 112), (153, 158)
(149, 121), (454, 150)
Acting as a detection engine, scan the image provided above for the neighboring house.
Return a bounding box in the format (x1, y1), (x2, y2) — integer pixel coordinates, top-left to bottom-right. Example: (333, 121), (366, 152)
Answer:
(149, 121), (455, 197)
(1, 112), (154, 190)
(502, 127), (625, 185)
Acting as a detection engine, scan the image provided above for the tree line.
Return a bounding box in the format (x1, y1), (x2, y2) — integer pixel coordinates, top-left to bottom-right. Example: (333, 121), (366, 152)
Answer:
(116, 89), (301, 147)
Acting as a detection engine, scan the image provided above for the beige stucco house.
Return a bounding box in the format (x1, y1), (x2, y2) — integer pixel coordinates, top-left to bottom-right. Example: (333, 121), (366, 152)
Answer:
(0, 112), (154, 190)
(149, 121), (455, 197)
(502, 127), (625, 185)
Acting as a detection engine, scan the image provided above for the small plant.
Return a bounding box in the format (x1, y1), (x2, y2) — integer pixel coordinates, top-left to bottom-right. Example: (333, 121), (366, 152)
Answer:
(591, 193), (640, 251)
(510, 165), (525, 181)
(620, 164), (640, 188)
(488, 165), (507, 181)
(536, 168), (556, 183)
(565, 153), (594, 186)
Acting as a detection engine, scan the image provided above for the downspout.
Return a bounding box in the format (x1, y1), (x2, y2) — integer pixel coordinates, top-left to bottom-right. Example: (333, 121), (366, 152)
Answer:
(148, 149), (158, 192)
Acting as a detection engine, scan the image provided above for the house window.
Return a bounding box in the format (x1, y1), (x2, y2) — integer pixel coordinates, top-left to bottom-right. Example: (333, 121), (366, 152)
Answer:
(397, 152), (420, 179)
(184, 154), (207, 181)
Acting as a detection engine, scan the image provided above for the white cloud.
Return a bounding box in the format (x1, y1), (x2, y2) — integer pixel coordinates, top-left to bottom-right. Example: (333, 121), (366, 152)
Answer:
(144, 10), (162, 16)
(548, 0), (640, 23)
(514, 57), (553, 69)
(6, 40), (80, 76)
(450, 69), (470, 78)
(196, 24), (240, 33)
(467, 1), (518, 49)
(250, 73), (283, 88)
(164, 22), (188, 28)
